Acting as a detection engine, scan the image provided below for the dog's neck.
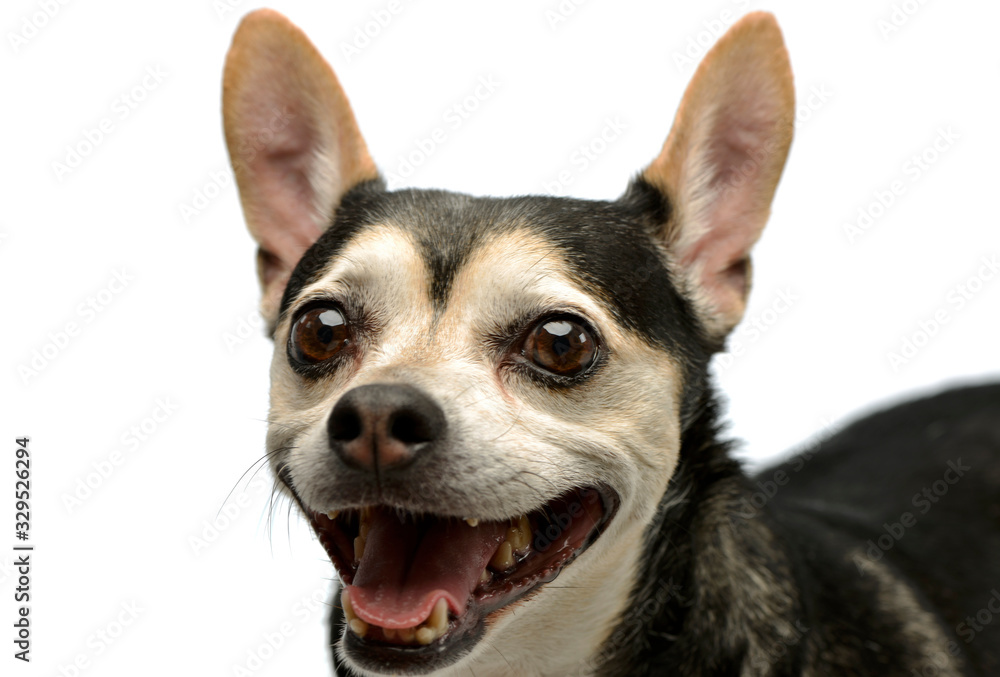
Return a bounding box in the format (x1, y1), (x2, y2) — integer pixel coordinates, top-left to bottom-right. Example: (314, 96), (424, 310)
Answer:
(597, 389), (806, 676)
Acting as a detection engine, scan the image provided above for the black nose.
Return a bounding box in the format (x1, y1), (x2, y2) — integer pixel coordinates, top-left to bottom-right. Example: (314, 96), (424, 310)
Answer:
(327, 384), (446, 474)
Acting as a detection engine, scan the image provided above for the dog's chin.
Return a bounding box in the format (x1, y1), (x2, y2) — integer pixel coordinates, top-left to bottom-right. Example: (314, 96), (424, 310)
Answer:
(295, 483), (619, 675)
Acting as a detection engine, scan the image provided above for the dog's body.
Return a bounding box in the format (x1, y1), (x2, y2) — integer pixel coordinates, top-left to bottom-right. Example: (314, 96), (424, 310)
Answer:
(222, 10), (1000, 676)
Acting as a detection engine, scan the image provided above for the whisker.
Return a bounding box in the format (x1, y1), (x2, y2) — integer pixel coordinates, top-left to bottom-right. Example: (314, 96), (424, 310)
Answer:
(217, 445), (294, 521)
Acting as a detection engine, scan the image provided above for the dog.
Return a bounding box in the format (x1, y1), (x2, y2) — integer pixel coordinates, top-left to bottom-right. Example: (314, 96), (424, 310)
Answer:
(222, 9), (1000, 676)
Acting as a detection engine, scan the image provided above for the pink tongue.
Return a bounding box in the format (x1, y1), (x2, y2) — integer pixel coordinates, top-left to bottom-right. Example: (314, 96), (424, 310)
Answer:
(347, 509), (507, 629)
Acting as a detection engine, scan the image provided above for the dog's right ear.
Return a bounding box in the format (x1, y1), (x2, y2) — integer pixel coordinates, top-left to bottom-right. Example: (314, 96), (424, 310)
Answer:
(223, 9), (378, 325)
(637, 12), (794, 346)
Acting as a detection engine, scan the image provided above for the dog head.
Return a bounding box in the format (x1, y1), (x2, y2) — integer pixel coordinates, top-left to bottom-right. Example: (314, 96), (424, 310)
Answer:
(223, 10), (793, 676)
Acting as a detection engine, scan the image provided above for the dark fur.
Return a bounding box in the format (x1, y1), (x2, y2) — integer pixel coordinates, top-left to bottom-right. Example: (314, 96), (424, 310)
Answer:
(300, 180), (1000, 675)
(598, 381), (1000, 676)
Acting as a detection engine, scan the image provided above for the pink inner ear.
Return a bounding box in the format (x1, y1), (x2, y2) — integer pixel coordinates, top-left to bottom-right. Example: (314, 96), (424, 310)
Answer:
(640, 13), (793, 337)
(231, 83), (332, 270)
(247, 125), (327, 271)
(223, 9), (379, 323)
(677, 195), (758, 322)
(677, 119), (772, 279)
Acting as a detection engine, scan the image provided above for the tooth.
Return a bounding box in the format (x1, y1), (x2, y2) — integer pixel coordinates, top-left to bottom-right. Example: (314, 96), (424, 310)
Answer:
(479, 569), (491, 585)
(358, 508), (372, 541)
(397, 626), (415, 643)
(327, 510), (340, 519)
(383, 627), (397, 641)
(428, 598), (448, 633)
(519, 515), (532, 547)
(342, 589), (356, 621)
(490, 541), (514, 571)
(506, 526), (522, 552)
(414, 600), (449, 645)
(354, 536), (366, 561)
(349, 619), (369, 637)
(508, 514), (532, 552)
(465, 517), (479, 527)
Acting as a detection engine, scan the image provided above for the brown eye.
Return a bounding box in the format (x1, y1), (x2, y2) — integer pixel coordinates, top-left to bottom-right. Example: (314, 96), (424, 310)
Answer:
(289, 306), (349, 364)
(523, 318), (597, 377)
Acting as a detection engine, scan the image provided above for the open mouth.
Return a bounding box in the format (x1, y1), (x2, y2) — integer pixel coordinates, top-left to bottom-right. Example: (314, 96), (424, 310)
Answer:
(299, 484), (618, 670)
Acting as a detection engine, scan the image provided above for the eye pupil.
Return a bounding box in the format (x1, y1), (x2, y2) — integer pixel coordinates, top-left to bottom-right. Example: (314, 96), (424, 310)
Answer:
(552, 337), (571, 357)
(315, 310), (342, 345)
(289, 306), (349, 364)
(525, 318), (597, 377)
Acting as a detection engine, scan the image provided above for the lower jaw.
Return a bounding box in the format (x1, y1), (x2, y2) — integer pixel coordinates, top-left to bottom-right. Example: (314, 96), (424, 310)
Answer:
(338, 566), (548, 673)
(339, 615), (484, 676)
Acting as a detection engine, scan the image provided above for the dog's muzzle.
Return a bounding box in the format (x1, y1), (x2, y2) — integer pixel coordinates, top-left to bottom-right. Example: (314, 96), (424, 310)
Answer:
(277, 382), (619, 672)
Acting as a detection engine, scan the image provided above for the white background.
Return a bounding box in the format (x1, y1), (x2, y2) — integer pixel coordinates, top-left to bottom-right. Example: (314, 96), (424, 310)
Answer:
(2, 0), (999, 674)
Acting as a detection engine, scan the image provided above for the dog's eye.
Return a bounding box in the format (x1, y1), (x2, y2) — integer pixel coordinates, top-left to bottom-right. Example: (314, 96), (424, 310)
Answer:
(523, 318), (597, 377)
(289, 306), (349, 364)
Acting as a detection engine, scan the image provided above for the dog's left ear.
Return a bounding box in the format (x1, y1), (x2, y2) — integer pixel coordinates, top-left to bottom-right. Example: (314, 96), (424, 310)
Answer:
(640, 12), (794, 343)
(223, 9), (378, 324)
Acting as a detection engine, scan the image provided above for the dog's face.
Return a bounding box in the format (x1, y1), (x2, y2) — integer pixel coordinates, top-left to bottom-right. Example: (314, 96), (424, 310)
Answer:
(223, 10), (793, 676)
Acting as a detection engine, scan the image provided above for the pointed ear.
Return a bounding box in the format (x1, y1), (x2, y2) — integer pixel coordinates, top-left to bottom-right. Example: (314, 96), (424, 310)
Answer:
(223, 9), (379, 324)
(641, 12), (794, 342)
